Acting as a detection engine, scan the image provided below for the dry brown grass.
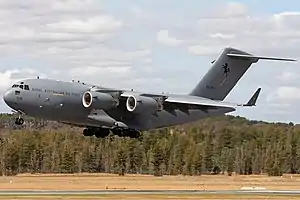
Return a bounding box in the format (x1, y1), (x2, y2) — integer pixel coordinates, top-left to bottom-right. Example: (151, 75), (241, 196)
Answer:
(0, 173), (300, 191)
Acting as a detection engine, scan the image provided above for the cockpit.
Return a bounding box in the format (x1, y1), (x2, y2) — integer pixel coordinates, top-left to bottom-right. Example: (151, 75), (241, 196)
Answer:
(11, 82), (30, 91)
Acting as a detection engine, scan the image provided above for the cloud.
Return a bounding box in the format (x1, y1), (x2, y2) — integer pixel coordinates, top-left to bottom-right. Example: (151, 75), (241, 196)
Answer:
(207, 2), (249, 19)
(0, 1), (151, 69)
(276, 71), (300, 84)
(187, 45), (221, 56)
(70, 65), (132, 76)
(47, 15), (123, 33)
(129, 5), (153, 21)
(0, 68), (45, 91)
(267, 86), (300, 103)
(273, 12), (300, 31)
(152, 2), (300, 58)
(209, 33), (236, 39)
(157, 30), (184, 46)
(0, 70), (18, 90)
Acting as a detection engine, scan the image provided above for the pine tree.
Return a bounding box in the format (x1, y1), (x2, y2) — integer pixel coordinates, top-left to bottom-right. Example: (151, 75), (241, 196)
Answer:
(151, 141), (164, 176)
(115, 146), (127, 176)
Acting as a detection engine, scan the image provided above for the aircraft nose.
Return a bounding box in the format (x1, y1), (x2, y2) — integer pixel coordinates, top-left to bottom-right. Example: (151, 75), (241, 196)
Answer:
(3, 89), (13, 105)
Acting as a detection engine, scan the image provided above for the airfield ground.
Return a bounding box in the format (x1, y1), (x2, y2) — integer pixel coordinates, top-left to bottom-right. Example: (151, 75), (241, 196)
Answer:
(1, 173), (300, 190)
(0, 195), (299, 200)
(0, 173), (300, 199)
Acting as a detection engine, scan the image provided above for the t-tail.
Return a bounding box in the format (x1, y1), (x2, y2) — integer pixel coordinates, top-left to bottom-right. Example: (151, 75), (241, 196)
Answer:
(189, 47), (296, 100)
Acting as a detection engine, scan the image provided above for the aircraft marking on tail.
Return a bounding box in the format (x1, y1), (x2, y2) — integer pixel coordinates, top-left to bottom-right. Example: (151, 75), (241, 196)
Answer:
(220, 62), (230, 86)
(222, 63), (230, 77)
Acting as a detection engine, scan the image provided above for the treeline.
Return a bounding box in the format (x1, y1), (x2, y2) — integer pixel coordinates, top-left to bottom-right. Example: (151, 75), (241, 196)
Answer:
(0, 114), (298, 177)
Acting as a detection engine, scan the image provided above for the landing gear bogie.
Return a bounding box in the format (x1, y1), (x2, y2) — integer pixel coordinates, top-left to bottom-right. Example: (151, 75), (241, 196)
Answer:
(112, 128), (141, 139)
(82, 127), (110, 138)
(95, 128), (110, 138)
(82, 127), (141, 139)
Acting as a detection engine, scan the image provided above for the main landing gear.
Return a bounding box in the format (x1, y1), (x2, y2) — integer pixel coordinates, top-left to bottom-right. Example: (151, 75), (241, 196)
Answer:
(83, 127), (110, 138)
(111, 128), (140, 139)
(82, 127), (141, 139)
(15, 117), (24, 125)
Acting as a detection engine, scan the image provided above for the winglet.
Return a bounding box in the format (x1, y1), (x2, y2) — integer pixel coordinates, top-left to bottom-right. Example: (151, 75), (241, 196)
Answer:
(240, 88), (261, 107)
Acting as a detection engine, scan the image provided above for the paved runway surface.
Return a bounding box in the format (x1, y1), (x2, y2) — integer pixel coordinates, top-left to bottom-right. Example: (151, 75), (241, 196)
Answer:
(0, 189), (300, 196)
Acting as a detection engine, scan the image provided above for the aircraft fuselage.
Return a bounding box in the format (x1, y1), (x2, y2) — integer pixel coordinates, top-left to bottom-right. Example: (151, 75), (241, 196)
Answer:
(3, 78), (232, 132)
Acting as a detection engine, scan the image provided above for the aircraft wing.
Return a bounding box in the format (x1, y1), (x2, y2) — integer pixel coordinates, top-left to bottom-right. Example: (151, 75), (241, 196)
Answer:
(91, 86), (260, 114)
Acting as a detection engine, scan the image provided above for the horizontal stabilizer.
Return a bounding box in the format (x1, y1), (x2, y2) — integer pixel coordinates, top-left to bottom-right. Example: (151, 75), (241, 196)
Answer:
(240, 88), (261, 107)
(227, 53), (297, 62)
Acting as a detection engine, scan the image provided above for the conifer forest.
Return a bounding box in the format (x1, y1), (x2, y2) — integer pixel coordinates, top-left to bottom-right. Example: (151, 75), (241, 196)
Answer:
(0, 114), (298, 177)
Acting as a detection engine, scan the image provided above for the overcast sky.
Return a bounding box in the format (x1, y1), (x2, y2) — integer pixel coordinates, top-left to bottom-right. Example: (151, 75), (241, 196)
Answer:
(0, 0), (300, 123)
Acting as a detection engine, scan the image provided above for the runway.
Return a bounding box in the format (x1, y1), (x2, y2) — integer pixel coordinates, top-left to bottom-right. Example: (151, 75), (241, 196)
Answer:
(0, 189), (300, 196)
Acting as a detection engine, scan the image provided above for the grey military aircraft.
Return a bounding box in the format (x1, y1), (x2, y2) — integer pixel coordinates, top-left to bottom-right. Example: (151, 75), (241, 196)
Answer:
(2, 47), (296, 138)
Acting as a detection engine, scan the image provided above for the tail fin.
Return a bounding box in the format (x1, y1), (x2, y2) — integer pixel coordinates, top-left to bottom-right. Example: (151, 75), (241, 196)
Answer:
(189, 47), (296, 100)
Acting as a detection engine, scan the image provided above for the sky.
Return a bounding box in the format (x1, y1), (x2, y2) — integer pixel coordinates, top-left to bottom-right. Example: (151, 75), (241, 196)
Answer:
(0, 0), (300, 123)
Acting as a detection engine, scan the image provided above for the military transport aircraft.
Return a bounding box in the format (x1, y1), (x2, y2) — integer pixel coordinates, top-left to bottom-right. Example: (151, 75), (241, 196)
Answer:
(2, 47), (296, 138)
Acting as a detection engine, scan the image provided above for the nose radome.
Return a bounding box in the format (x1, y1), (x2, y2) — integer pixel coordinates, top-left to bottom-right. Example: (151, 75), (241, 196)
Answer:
(3, 89), (13, 105)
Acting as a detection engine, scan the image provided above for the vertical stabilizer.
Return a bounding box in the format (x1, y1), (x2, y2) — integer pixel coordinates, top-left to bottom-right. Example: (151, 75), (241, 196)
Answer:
(189, 47), (295, 100)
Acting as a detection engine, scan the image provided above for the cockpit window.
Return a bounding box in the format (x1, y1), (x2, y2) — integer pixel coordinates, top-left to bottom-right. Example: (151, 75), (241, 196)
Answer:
(12, 83), (30, 90)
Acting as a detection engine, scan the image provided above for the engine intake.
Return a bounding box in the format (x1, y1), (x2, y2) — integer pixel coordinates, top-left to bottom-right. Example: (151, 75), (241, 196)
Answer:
(126, 95), (162, 114)
(82, 91), (118, 110)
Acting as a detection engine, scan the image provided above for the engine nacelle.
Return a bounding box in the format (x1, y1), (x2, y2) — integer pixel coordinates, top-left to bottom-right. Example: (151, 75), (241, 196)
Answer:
(82, 91), (118, 110)
(126, 95), (162, 114)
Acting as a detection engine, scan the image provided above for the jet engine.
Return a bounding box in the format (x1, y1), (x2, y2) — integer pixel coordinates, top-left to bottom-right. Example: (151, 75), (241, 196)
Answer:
(126, 95), (162, 114)
(82, 91), (118, 110)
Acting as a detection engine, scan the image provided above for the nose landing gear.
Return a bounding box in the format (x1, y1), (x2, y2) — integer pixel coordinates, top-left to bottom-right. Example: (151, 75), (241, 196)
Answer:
(15, 117), (24, 125)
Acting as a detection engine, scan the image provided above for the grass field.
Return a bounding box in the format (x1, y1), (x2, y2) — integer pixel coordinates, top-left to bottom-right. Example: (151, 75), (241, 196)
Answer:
(0, 173), (300, 199)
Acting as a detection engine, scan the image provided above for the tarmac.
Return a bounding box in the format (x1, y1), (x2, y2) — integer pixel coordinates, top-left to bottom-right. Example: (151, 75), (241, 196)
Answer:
(0, 189), (300, 196)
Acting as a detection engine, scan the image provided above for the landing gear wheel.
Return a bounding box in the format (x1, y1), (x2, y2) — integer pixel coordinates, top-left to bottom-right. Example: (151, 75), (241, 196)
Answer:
(95, 128), (110, 138)
(112, 128), (141, 138)
(111, 129), (122, 137)
(129, 130), (140, 139)
(83, 128), (93, 137)
(15, 117), (24, 125)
